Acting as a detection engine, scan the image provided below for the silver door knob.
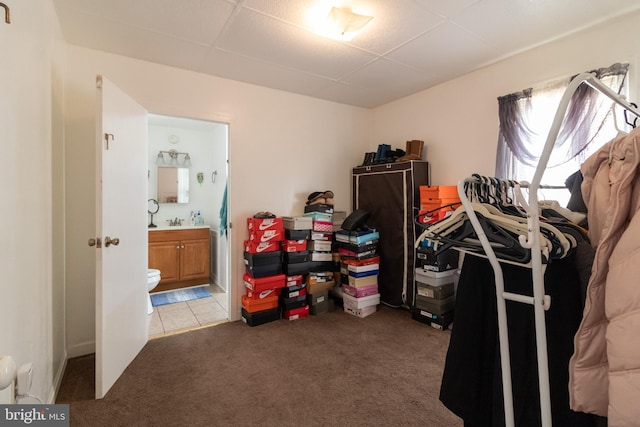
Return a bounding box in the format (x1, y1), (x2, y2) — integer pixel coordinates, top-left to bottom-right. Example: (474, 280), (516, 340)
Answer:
(88, 238), (102, 248)
(105, 236), (120, 247)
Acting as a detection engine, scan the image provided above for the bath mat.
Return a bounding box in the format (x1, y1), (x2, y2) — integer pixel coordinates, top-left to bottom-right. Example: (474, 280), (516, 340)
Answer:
(151, 286), (212, 307)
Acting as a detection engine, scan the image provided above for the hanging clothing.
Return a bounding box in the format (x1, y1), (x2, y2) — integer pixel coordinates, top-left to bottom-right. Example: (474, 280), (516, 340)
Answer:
(439, 253), (597, 426)
(569, 126), (640, 425)
(219, 182), (228, 238)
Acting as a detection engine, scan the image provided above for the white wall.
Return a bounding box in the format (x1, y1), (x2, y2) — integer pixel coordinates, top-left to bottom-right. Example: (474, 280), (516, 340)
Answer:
(64, 46), (372, 354)
(0, 1), (66, 404)
(373, 10), (640, 186)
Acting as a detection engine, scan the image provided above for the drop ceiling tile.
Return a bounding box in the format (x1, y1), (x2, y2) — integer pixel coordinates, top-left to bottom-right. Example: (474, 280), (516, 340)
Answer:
(341, 58), (427, 90)
(55, 7), (209, 70)
(217, 7), (376, 79)
(451, 0), (637, 55)
(387, 21), (494, 74)
(412, 0), (481, 18)
(198, 49), (336, 97)
(313, 81), (394, 108)
(53, 0), (236, 46)
(243, 0), (444, 56)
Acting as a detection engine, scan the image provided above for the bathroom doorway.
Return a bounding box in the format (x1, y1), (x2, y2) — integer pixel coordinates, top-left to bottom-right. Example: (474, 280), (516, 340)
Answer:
(146, 113), (230, 336)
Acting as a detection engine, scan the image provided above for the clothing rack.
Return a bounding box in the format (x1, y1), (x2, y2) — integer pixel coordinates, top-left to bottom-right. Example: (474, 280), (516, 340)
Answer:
(454, 73), (640, 427)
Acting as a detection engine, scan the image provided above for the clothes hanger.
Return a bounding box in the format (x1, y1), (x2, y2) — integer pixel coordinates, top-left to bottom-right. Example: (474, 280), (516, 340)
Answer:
(624, 102), (638, 129)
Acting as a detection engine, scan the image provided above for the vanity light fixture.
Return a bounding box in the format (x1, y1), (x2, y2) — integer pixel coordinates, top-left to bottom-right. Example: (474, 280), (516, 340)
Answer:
(156, 149), (192, 167)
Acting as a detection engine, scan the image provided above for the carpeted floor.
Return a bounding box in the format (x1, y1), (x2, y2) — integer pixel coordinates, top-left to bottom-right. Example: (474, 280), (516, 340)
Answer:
(57, 305), (462, 427)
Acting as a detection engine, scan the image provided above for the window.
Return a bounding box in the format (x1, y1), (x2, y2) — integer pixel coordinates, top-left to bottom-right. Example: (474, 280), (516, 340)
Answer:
(495, 63), (630, 206)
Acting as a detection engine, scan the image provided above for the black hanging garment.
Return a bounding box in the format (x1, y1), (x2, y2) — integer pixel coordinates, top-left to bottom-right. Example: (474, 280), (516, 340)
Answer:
(439, 253), (598, 426)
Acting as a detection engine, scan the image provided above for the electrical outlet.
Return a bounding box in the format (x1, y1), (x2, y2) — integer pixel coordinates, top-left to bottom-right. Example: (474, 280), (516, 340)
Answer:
(17, 363), (33, 396)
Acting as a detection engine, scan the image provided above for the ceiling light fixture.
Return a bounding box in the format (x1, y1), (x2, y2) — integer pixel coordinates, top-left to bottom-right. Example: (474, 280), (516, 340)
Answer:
(310, 5), (373, 41)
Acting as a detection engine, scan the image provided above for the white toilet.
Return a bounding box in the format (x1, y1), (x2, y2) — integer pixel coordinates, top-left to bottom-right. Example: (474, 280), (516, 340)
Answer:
(147, 269), (161, 315)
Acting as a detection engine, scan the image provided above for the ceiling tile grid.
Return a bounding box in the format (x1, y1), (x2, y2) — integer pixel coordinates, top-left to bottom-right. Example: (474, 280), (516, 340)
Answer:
(52, 0), (640, 108)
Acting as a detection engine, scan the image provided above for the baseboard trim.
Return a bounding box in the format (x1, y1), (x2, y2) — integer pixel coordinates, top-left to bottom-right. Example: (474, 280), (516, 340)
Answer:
(48, 353), (68, 404)
(67, 341), (95, 358)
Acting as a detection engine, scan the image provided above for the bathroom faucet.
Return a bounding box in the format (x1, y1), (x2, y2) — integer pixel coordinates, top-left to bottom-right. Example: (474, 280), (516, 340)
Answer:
(167, 217), (183, 226)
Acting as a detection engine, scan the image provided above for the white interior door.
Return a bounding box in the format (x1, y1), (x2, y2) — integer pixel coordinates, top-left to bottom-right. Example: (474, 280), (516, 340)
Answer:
(95, 75), (148, 399)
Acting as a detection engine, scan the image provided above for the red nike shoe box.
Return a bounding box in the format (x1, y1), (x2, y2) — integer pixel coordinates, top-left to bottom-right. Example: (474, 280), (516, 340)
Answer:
(283, 305), (309, 320)
(244, 239), (280, 254)
(245, 287), (282, 300)
(247, 217), (284, 231)
(248, 228), (284, 243)
(243, 273), (286, 292)
(281, 240), (307, 252)
(242, 294), (279, 313)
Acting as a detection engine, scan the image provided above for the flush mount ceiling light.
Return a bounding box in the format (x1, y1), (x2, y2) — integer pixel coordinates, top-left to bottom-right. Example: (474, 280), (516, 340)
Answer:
(311, 5), (373, 41)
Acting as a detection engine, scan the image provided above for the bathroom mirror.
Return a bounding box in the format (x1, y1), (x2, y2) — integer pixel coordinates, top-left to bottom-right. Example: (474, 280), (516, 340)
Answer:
(157, 167), (189, 204)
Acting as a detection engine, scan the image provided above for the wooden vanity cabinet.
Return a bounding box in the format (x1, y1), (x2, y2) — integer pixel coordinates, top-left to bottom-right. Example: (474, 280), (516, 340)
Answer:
(149, 228), (210, 292)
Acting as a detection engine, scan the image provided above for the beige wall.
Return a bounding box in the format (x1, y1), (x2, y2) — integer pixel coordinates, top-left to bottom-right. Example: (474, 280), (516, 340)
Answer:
(63, 47), (373, 354)
(373, 10), (640, 186)
(0, 0), (66, 404)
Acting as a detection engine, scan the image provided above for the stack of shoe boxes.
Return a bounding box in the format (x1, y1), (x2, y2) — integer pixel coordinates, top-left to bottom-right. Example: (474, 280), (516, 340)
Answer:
(304, 200), (336, 315)
(335, 227), (381, 318)
(242, 216), (286, 326)
(281, 216), (313, 320)
(412, 244), (459, 330)
(418, 185), (461, 225)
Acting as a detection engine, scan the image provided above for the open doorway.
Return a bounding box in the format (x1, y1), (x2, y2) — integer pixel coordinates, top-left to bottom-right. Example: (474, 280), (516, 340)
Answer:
(146, 113), (230, 337)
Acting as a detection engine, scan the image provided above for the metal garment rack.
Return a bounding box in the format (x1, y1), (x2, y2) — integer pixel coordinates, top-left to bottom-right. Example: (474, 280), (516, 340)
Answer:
(456, 72), (640, 427)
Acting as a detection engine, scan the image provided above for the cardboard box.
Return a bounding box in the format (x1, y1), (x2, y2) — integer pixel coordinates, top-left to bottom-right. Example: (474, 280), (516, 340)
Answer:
(285, 229), (310, 240)
(312, 220), (333, 232)
(306, 280), (335, 294)
(246, 264), (283, 278)
(247, 217), (284, 231)
(280, 294), (307, 311)
(416, 247), (458, 272)
(283, 262), (310, 276)
(411, 307), (454, 330)
(414, 268), (456, 286)
(304, 203), (334, 214)
(244, 251), (282, 267)
(283, 251), (309, 264)
(310, 251), (332, 262)
(308, 261), (335, 273)
(303, 211), (332, 222)
(307, 290), (329, 306)
(243, 273), (286, 292)
(245, 287), (282, 300)
(414, 294), (456, 316)
(282, 216), (313, 230)
(307, 271), (334, 284)
(343, 293), (380, 310)
(308, 240), (332, 252)
(242, 307), (281, 327)
(310, 232), (332, 241)
(281, 240), (308, 252)
(310, 299), (333, 315)
(416, 281), (455, 300)
(344, 305), (377, 318)
(248, 228), (284, 243)
(283, 305), (309, 320)
(286, 275), (304, 287)
(342, 284), (378, 298)
(242, 294), (279, 313)
(244, 239), (280, 254)
(348, 274), (378, 288)
(281, 283), (306, 298)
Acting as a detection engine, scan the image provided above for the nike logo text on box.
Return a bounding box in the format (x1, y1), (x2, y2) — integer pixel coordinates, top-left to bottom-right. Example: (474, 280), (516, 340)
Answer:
(259, 220), (277, 231)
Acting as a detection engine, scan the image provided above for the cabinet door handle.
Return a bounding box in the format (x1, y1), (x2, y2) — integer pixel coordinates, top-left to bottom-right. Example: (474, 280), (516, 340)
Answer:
(181, 245), (185, 249)
(176, 245), (180, 249)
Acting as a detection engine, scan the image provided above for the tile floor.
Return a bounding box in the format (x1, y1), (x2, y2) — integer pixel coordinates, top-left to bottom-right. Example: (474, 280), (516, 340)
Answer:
(149, 284), (228, 338)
